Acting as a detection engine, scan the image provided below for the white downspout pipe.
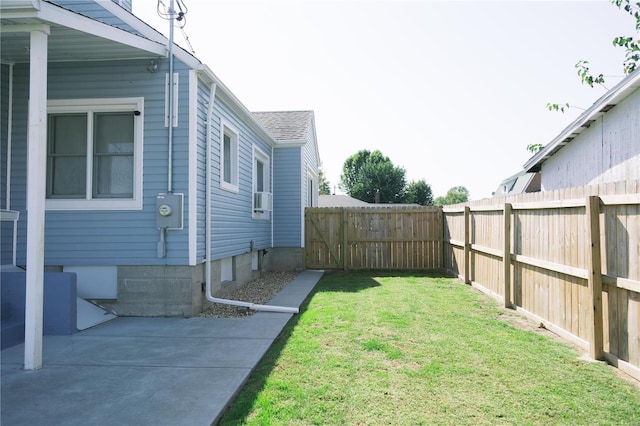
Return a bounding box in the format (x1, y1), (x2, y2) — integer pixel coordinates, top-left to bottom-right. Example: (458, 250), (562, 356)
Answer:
(203, 84), (297, 314)
(167, 0), (175, 193)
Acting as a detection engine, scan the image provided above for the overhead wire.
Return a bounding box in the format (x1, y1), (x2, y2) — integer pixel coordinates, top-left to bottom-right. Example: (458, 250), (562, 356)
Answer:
(156, 0), (195, 54)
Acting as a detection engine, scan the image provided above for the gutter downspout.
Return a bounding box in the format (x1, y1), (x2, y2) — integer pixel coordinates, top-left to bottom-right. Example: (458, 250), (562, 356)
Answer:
(203, 84), (298, 314)
(167, 0), (175, 193)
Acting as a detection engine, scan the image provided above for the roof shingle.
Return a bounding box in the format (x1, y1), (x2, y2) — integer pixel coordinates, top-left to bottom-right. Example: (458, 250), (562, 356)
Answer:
(252, 111), (313, 141)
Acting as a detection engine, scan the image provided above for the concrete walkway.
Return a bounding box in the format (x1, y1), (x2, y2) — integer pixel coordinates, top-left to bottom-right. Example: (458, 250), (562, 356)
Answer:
(1, 270), (323, 426)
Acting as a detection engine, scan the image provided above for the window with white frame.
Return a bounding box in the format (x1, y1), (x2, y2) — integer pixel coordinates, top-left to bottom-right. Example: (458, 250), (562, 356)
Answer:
(220, 121), (239, 192)
(46, 98), (143, 210)
(253, 146), (271, 218)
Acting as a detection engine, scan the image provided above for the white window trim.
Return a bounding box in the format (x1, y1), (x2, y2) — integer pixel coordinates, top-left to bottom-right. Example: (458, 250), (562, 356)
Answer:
(45, 97), (144, 211)
(307, 166), (318, 208)
(252, 145), (271, 220)
(220, 119), (239, 193)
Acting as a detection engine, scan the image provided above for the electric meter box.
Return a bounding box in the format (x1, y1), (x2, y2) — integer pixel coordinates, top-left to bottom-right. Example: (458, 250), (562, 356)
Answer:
(156, 193), (183, 229)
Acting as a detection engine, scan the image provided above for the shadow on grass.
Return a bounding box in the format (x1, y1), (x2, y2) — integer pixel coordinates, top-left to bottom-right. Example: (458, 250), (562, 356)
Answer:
(217, 290), (314, 425)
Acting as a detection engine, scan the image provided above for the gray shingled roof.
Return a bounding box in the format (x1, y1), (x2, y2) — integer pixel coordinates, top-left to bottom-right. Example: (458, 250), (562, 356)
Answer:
(252, 111), (313, 141)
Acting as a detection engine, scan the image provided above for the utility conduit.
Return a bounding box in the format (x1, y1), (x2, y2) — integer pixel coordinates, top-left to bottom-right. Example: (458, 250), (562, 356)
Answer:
(202, 83), (298, 315)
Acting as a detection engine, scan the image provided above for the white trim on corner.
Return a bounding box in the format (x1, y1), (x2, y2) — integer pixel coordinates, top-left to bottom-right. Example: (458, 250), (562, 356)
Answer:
(219, 118), (240, 193)
(45, 97), (144, 211)
(188, 70), (198, 266)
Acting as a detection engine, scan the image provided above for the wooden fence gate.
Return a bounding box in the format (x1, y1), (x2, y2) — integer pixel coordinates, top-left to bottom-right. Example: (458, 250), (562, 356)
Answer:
(304, 207), (443, 270)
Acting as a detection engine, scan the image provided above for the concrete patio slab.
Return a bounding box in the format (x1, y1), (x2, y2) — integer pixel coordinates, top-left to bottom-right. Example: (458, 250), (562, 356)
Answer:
(1, 270), (323, 425)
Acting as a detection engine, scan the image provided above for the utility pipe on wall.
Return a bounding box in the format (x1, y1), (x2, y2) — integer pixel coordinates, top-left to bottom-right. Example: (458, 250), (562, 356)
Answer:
(202, 83), (298, 314)
(167, 0), (175, 193)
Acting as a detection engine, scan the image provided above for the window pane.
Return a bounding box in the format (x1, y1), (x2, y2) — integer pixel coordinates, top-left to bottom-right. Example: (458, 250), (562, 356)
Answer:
(94, 113), (134, 154)
(50, 157), (86, 197)
(223, 133), (231, 183)
(93, 113), (134, 198)
(94, 156), (133, 197)
(47, 114), (87, 198)
(49, 114), (87, 154)
(256, 159), (264, 192)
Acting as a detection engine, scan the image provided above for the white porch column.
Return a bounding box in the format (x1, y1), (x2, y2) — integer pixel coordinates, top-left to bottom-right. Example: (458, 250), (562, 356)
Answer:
(24, 26), (49, 371)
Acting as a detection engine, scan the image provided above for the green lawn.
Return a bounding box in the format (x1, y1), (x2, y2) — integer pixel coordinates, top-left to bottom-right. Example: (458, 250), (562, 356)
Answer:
(220, 271), (640, 425)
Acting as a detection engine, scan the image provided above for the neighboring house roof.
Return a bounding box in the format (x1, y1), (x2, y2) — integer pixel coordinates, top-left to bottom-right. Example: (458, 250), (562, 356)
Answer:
(253, 110), (321, 167)
(253, 111), (314, 141)
(318, 195), (371, 207)
(524, 68), (640, 173)
(493, 170), (541, 197)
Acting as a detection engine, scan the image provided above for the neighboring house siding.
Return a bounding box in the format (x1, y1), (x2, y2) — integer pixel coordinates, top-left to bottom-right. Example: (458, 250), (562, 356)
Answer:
(273, 147), (302, 247)
(209, 100), (272, 260)
(8, 59), (193, 266)
(51, 0), (140, 33)
(540, 87), (640, 191)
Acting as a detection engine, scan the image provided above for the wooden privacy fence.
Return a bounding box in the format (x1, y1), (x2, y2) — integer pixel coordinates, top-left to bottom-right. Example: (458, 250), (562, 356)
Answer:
(443, 181), (640, 382)
(304, 206), (443, 270)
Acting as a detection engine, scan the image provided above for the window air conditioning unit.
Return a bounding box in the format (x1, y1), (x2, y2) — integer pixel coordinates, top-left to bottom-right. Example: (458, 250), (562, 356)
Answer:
(254, 192), (273, 211)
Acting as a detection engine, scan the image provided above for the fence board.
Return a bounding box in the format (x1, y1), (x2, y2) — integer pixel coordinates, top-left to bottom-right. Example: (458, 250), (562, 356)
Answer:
(443, 179), (640, 381)
(305, 207), (443, 271)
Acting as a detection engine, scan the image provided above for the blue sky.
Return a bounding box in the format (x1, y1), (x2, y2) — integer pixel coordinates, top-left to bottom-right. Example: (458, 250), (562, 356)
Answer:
(134, 0), (635, 200)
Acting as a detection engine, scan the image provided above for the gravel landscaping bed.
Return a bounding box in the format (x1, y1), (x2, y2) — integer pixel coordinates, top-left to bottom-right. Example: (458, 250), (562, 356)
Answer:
(199, 271), (298, 318)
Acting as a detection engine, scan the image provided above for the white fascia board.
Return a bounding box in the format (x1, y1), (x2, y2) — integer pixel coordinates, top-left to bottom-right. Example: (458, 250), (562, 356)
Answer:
(38, 1), (166, 56)
(96, 0), (167, 44)
(523, 69), (640, 172)
(196, 64), (278, 148)
(1, 0), (39, 11)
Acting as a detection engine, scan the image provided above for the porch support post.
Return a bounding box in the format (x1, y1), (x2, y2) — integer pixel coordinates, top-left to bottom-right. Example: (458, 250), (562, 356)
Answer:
(24, 26), (49, 371)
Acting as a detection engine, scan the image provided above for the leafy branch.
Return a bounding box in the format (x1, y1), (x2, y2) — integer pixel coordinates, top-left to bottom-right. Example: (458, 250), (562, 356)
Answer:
(545, 102), (571, 113)
(533, 0), (639, 154)
(612, 0), (640, 74)
(575, 60), (608, 89)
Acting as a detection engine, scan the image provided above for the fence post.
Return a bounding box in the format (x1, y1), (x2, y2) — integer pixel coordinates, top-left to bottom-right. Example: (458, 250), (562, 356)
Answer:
(342, 208), (347, 271)
(464, 206), (471, 284)
(503, 203), (512, 308)
(586, 196), (604, 360)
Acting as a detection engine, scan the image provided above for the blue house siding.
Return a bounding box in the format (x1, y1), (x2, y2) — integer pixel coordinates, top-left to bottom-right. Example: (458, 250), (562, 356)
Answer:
(208, 100), (273, 260)
(7, 58), (194, 266)
(273, 147), (302, 247)
(51, 0), (139, 33)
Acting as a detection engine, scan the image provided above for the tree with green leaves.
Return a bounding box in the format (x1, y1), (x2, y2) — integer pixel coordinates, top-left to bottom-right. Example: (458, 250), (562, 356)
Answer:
(405, 180), (434, 206)
(318, 167), (331, 195)
(434, 186), (470, 206)
(339, 150), (407, 203)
